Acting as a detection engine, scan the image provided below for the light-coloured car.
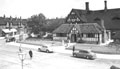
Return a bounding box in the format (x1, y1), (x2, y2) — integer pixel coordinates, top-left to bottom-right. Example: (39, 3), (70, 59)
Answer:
(73, 49), (96, 60)
(38, 45), (54, 53)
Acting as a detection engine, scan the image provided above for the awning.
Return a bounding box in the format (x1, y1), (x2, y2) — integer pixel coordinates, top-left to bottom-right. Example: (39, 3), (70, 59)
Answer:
(2, 29), (17, 33)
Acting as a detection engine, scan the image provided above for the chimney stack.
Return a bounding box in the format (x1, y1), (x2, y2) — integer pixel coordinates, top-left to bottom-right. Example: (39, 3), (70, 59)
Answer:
(3, 14), (6, 19)
(104, 0), (107, 11)
(85, 2), (89, 12)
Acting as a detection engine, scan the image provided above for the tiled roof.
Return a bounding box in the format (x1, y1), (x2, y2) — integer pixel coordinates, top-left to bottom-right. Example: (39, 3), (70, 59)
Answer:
(75, 23), (103, 33)
(112, 31), (120, 39)
(0, 28), (2, 36)
(70, 8), (120, 30)
(52, 24), (73, 33)
(53, 23), (103, 34)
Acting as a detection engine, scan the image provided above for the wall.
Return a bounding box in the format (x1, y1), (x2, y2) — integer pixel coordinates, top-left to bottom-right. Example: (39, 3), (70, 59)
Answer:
(53, 33), (68, 41)
(53, 37), (67, 40)
(80, 33), (99, 44)
(82, 37), (98, 41)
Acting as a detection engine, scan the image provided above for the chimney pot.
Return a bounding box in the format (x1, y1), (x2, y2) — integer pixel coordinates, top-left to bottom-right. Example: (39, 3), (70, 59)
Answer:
(85, 2), (89, 12)
(104, 0), (107, 11)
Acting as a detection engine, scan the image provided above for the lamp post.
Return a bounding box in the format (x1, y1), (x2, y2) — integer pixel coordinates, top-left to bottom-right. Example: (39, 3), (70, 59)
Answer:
(19, 34), (23, 52)
(18, 16), (23, 52)
(18, 52), (26, 69)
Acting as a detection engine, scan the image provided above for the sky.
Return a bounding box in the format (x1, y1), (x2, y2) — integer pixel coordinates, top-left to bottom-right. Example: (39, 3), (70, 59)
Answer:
(0, 0), (120, 19)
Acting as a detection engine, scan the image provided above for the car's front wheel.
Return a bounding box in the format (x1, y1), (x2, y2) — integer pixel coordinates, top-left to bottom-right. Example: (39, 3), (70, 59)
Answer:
(73, 53), (77, 57)
(86, 56), (89, 59)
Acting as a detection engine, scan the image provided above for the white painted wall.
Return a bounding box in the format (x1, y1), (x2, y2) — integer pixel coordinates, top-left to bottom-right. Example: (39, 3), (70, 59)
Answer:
(53, 37), (67, 40)
(82, 38), (98, 41)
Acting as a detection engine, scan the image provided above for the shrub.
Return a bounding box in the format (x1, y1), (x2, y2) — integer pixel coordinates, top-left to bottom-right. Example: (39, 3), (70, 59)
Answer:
(77, 39), (85, 43)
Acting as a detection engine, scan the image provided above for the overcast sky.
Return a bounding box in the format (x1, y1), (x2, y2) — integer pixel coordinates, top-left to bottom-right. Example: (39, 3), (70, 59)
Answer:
(0, 0), (119, 19)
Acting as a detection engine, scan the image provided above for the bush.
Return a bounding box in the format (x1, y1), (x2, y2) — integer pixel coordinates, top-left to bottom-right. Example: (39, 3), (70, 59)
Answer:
(77, 39), (85, 43)
(43, 34), (53, 40)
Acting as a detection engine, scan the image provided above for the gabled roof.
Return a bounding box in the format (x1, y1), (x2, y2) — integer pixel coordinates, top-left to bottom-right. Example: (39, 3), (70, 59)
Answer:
(66, 9), (87, 23)
(53, 23), (103, 34)
(52, 24), (73, 33)
(75, 23), (103, 33)
(67, 8), (120, 30)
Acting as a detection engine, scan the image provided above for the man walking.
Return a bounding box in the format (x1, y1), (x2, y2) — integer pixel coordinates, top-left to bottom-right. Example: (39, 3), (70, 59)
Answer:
(29, 50), (33, 59)
(19, 47), (22, 52)
(73, 45), (75, 52)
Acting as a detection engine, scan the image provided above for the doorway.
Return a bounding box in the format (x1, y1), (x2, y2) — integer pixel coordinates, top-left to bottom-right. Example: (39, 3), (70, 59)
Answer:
(71, 34), (77, 42)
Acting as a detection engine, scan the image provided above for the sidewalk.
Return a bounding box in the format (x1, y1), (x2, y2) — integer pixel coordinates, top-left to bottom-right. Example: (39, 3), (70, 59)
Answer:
(6, 42), (120, 60)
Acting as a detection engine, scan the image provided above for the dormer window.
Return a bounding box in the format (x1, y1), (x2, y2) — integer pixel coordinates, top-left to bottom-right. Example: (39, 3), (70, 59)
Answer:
(71, 12), (75, 14)
(77, 18), (80, 21)
(94, 17), (100, 21)
(112, 16), (120, 20)
(67, 18), (71, 22)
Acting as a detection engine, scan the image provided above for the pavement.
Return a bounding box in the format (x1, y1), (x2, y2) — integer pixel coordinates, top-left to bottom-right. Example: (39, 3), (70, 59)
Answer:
(6, 42), (120, 60)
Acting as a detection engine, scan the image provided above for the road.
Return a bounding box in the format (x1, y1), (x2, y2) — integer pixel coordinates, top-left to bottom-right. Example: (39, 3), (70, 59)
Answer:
(0, 40), (120, 69)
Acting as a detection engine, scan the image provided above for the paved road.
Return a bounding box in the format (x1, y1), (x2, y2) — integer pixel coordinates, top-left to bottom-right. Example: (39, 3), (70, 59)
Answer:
(0, 41), (120, 69)
(7, 42), (120, 59)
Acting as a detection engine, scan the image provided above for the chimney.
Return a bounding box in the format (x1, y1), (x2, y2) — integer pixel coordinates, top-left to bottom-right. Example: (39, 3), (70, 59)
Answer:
(104, 0), (107, 11)
(101, 19), (105, 30)
(101, 19), (107, 43)
(10, 16), (12, 21)
(3, 14), (6, 19)
(85, 2), (89, 12)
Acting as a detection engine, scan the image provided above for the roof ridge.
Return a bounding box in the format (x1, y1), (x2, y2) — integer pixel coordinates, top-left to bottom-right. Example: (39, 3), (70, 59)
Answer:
(72, 8), (85, 11)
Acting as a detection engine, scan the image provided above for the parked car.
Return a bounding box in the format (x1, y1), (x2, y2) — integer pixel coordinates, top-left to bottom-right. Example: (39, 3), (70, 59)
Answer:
(6, 37), (16, 42)
(73, 49), (96, 60)
(38, 45), (54, 53)
(110, 65), (120, 69)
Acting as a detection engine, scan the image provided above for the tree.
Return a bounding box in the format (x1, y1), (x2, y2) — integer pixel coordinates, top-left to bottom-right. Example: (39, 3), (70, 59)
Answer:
(27, 13), (46, 34)
(45, 18), (65, 32)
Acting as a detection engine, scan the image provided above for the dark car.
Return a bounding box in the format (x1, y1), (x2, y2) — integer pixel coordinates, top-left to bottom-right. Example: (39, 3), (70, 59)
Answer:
(73, 49), (96, 60)
(6, 37), (15, 42)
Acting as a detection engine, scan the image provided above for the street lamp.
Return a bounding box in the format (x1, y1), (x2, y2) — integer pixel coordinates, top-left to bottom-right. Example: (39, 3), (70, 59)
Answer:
(18, 52), (26, 69)
(19, 34), (23, 52)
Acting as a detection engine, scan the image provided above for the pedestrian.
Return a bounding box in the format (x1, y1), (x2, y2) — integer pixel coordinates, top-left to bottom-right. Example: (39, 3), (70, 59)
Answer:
(73, 45), (75, 52)
(29, 50), (33, 59)
(19, 47), (22, 52)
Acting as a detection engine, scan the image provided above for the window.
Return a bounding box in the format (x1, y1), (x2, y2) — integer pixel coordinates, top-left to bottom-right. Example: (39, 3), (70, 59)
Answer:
(79, 50), (88, 53)
(57, 33), (67, 37)
(112, 16), (120, 20)
(87, 33), (95, 38)
(77, 18), (80, 21)
(71, 12), (75, 14)
(94, 17), (100, 21)
(67, 18), (71, 22)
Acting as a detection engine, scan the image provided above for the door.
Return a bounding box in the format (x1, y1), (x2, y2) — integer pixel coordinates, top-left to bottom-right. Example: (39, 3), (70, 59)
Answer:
(71, 34), (77, 42)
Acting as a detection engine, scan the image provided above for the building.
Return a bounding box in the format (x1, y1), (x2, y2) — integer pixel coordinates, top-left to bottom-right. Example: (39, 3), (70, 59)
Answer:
(0, 15), (27, 40)
(53, 1), (116, 44)
(66, 1), (120, 39)
(53, 23), (111, 44)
